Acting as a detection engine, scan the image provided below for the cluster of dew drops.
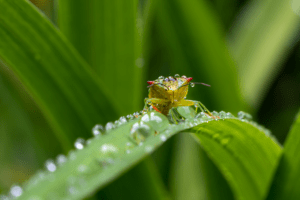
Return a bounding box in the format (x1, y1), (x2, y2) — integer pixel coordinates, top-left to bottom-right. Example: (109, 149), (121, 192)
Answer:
(0, 75), (275, 200)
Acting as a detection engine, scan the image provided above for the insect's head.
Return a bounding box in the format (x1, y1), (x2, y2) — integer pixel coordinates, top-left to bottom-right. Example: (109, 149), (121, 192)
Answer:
(147, 74), (210, 91)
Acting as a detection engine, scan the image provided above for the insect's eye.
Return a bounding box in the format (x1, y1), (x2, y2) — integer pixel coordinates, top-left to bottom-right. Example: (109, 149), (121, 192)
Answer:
(147, 81), (154, 85)
(186, 77), (193, 82)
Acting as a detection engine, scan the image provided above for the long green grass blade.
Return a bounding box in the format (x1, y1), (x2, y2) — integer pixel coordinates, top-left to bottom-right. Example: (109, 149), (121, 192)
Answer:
(143, 0), (247, 198)
(57, 2), (163, 199)
(228, 0), (300, 108)
(58, 0), (143, 115)
(0, 0), (122, 149)
(189, 119), (282, 200)
(10, 111), (281, 200)
(266, 110), (300, 199)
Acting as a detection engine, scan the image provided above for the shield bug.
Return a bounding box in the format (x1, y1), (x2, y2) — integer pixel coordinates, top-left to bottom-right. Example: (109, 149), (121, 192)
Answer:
(144, 75), (212, 119)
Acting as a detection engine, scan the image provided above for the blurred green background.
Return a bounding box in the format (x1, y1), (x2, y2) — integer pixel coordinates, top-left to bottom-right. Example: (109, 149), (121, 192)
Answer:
(0, 0), (299, 199)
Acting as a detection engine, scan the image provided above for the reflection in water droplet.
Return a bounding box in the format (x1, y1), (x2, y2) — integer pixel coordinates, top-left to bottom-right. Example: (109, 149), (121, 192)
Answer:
(212, 111), (219, 118)
(10, 185), (23, 197)
(130, 122), (153, 144)
(174, 74), (180, 78)
(92, 124), (104, 136)
(74, 138), (85, 150)
(56, 154), (67, 166)
(45, 159), (57, 172)
(190, 82), (195, 87)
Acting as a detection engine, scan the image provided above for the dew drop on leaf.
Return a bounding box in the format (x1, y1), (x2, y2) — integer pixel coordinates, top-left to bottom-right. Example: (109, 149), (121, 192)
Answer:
(105, 122), (114, 131)
(45, 159), (57, 172)
(74, 138), (85, 150)
(56, 154), (67, 166)
(92, 124), (104, 136)
(237, 111), (253, 120)
(10, 185), (23, 197)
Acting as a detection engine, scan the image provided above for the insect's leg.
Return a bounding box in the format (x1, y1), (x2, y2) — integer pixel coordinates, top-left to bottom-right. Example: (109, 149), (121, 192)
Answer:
(143, 98), (169, 113)
(177, 100), (212, 116)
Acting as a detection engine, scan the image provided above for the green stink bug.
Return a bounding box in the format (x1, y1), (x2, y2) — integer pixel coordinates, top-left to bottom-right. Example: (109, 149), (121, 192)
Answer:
(144, 74), (212, 118)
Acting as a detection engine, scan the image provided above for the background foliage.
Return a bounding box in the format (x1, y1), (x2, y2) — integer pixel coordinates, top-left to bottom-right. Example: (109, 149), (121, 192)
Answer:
(0, 0), (300, 199)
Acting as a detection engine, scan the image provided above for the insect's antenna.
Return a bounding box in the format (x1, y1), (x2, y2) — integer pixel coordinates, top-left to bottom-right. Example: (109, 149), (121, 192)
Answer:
(192, 82), (211, 87)
(178, 82), (211, 89)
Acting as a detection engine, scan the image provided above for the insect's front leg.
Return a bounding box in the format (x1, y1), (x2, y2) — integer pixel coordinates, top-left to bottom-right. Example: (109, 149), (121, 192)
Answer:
(143, 98), (169, 113)
(176, 99), (212, 116)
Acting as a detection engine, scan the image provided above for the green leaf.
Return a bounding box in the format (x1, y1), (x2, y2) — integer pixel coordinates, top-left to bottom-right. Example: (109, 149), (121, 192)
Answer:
(57, 2), (163, 199)
(0, 0), (122, 149)
(266, 110), (300, 199)
(14, 111), (281, 200)
(58, 0), (143, 115)
(189, 119), (282, 200)
(228, 0), (300, 108)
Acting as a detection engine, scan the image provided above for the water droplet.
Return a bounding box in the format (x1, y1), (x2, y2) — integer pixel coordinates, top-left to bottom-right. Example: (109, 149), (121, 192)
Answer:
(86, 138), (92, 145)
(92, 124), (104, 136)
(264, 129), (271, 136)
(220, 135), (232, 146)
(212, 111), (219, 117)
(56, 154), (67, 166)
(174, 74), (180, 78)
(10, 185), (23, 197)
(219, 111), (226, 119)
(100, 144), (118, 154)
(169, 76), (175, 81)
(225, 112), (234, 118)
(130, 122), (154, 144)
(119, 116), (127, 124)
(237, 111), (252, 120)
(68, 150), (77, 160)
(105, 122), (114, 131)
(68, 186), (78, 195)
(45, 159), (57, 172)
(164, 78), (169, 82)
(74, 138), (85, 150)
(77, 164), (88, 173)
(181, 75), (187, 78)
(160, 134), (167, 141)
(190, 82), (195, 87)
(126, 114), (134, 120)
(196, 112), (211, 121)
(133, 112), (140, 117)
(145, 145), (154, 153)
(141, 112), (169, 132)
(126, 149), (131, 154)
(158, 76), (164, 80)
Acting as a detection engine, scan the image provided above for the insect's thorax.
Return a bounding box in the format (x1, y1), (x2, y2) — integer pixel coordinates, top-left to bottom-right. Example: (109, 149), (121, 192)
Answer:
(148, 83), (189, 103)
